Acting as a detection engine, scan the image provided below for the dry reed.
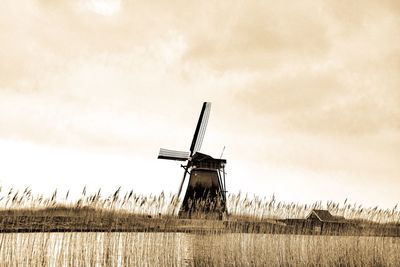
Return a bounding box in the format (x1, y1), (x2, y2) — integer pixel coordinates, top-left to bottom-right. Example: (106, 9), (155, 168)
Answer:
(0, 232), (399, 266)
(1, 187), (399, 223)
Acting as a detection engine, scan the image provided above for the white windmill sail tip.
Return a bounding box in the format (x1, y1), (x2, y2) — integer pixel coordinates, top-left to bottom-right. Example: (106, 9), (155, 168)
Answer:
(158, 148), (190, 161)
(191, 102), (212, 154)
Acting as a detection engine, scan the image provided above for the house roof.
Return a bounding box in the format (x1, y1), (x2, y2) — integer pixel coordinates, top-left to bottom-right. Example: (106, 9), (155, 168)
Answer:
(307, 209), (346, 222)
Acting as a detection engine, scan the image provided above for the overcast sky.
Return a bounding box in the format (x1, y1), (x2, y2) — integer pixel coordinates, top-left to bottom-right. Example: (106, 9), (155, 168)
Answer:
(0, 0), (399, 207)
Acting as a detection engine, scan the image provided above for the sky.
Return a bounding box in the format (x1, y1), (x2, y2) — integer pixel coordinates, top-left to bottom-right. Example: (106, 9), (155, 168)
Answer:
(0, 0), (399, 208)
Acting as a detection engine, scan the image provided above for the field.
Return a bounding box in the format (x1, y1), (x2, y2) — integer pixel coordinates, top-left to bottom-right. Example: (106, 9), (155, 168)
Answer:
(0, 188), (399, 266)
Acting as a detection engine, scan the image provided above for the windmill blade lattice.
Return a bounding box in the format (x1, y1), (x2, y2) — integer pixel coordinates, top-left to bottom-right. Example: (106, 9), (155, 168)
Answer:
(158, 148), (190, 161)
(190, 102), (211, 155)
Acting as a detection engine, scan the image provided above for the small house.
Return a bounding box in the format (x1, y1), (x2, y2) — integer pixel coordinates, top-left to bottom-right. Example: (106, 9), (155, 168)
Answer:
(306, 209), (346, 233)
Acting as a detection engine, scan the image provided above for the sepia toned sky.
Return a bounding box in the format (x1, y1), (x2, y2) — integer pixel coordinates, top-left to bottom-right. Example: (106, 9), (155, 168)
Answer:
(0, 0), (399, 207)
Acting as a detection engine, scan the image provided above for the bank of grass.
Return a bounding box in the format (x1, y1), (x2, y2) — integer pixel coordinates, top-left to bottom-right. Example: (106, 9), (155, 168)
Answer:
(1, 187), (399, 223)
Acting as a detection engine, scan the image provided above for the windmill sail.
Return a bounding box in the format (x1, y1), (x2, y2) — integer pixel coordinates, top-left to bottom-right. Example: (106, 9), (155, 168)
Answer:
(158, 148), (190, 161)
(189, 102), (211, 156)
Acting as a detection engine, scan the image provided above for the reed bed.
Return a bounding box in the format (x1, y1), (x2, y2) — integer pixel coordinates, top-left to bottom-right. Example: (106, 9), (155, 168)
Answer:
(1, 187), (399, 223)
(0, 232), (399, 266)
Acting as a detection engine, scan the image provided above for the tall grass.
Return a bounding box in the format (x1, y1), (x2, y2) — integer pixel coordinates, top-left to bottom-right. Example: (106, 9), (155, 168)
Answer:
(1, 187), (399, 223)
(0, 232), (399, 266)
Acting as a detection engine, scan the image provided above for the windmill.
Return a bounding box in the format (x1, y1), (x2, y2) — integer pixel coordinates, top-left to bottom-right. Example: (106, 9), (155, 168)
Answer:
(158, 102), (227, 219)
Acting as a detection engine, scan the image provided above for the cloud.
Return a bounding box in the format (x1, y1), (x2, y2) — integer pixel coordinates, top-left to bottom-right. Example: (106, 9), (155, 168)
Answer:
(181, 1), (331, 71)
(230, 1), (400, 136)
(1, 0), (399, 142)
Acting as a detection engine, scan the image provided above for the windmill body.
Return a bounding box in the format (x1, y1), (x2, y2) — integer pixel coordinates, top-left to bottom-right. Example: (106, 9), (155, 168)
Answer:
(180, 152), (227, 219)
(157, 102), (227, 219)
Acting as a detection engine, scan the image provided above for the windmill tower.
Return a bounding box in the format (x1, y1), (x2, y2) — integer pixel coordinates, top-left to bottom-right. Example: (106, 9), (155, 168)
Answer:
(157, 102), (227, 219)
